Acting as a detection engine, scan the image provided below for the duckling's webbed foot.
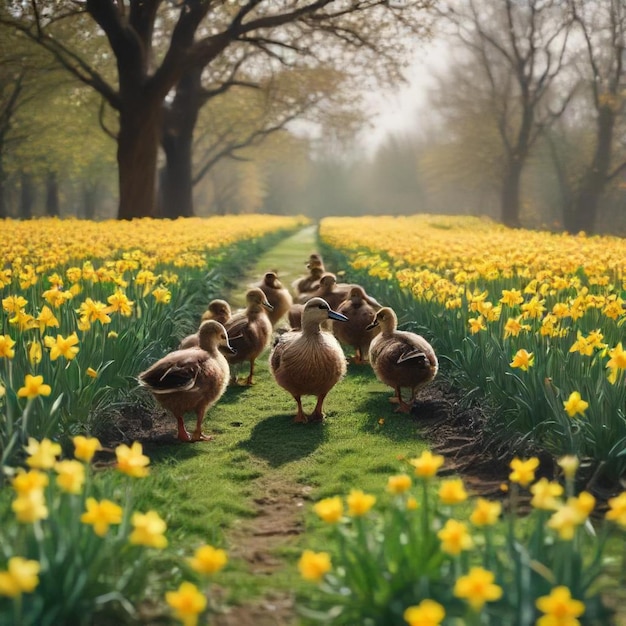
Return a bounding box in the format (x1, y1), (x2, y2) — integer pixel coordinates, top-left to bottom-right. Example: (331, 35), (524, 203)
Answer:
(190, 431), (214, 442)
(293, 396), (308, 423)
(175, 417), (192, 442)
(308, 394), (327, 423)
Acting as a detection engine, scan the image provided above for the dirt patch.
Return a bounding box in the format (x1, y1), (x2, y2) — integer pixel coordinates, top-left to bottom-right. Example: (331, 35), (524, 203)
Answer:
(212, 476), (311, 626)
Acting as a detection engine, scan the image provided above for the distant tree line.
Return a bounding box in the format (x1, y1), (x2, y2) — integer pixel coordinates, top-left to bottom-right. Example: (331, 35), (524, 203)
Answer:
(1, 0), (625, 236)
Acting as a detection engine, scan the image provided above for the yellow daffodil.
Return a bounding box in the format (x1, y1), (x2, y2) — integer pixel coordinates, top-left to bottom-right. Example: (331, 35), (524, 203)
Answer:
(11, 490), (48, 523)
(437, 519), (474, 555)
(387, 474), (412, 494)
(406, 496), (419, 510)
(36, 305), (59, 332)
(468, 316), (486, 334)
(129, 511), (168, 549)
(54, 460), (86, 494)
(152, 286), (172, 304)
(17, 375), (52, 400)
(106, 289), (134, 316)
(403, 599), (445, 626)
(25, 437), (61, 469)
(165, 581), (207, 626)
(557, 455), (579, 480)
(0, 557), (40, 597)
(510, 349), (534, 371)
(2, 295), (28, 313)
(298, 550), (332, 582)
(188, 545), (228, 575)
(563, 391), (589, 418)
(530, 478), (564, 510)
(77, 297), (111, 325)
(438, 478), (468, 505)
(12, 469), (49, 495)
(409, 450), (444, 478)
(470, 497), (502, 526)
(606, 492), (626, 528)
(0, 334), (16, 359)
(73, 435), (102, 462)
(44, 332), (80, 361)
(509, 457), (539, 487)
(548, 497), (589, 540)
(313, 496), (343, 524)
(80, 498), (123, 536)
(347, 489), (376, 517)
(453, 567), (503, 611)
(28, 341), (42, 365)
(503, 317), (530, 339)
(500, 288), (523, 306)
(115, 441), (150, 478)
(536, 586), (585, 626)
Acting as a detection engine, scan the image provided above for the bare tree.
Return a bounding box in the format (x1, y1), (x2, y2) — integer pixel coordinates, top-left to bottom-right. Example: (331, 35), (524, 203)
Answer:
(563, 0), (626, 233)
(438, 0), (575, 227)
(2, 0), (430, 220)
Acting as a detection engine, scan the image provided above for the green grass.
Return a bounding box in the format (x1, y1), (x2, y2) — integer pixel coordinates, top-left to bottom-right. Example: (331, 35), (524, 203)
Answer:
(130, 225), (434, 611)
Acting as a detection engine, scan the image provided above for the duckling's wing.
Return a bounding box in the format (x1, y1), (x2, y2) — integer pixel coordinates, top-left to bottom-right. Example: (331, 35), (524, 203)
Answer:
(139, 350), (203, 392)
(269, 331), (295, 372)
(225, 315), (248, 338)
(397, 348), (429, 365)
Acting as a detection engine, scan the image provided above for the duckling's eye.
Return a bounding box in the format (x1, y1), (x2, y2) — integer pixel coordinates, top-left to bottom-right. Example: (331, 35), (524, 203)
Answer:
(318, 303), (328, 309)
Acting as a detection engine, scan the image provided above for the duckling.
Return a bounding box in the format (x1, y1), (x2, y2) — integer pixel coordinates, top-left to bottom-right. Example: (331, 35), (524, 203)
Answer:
(201, 299), (232, 325)
(297, 273), (347, 309)
(255, 271), (293, 327)
(179, 299), (232, 349)
(287, 303), (304, 330)
(367, 307), (438, 413)
(224, 287), (274, 385)
(138, 320), (235, 442)
(291, 264), (325, 297)
(333, 286), (381, 364)
(269, 297), (348, 423)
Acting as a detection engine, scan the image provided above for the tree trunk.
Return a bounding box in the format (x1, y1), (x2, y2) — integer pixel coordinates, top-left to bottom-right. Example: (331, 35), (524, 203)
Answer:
(45, 171), (60, 217)
(82, 182), (99, 220)
(500, 158), (523, 228)
(565, 106), (615, 235)
(0, 161), (6, 219)
(19, 171), (35, 219)
(160, 67), (203, 219)
(117, 99), (163, 220)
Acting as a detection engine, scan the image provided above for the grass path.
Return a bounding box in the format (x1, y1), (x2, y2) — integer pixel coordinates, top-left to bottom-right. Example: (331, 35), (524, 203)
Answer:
(140, 225), (432, 624)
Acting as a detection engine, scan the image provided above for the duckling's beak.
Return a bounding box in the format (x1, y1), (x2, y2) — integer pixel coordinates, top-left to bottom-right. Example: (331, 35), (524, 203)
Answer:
(263, 300), (274, 311)
(366, 319), (379, 330)
(328, 310), (348, 322)
(225, 344), (237, 355)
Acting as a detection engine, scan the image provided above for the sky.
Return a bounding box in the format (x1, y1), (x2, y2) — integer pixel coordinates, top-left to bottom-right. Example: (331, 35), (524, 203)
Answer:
(356, 41), (447, 156)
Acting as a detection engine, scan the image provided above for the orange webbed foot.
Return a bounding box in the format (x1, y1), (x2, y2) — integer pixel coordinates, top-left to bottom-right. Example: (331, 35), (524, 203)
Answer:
(190, 431), (214, 442)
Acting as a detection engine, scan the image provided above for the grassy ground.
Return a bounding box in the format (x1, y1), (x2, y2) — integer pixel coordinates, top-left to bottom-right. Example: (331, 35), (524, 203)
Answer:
(131, 225), (435, 621)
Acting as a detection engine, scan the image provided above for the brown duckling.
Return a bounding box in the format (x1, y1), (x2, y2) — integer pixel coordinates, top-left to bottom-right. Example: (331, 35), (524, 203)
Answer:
(269, 297), (348, 423)
(367, 307), (438, 413)
(255, 271), (293, 327)
(179, 299), (232, 349)
(297, 273), (347, 309)
(201, 299), (232, 325)
(291, 264), (325, 297)
(333, 286), (381, 364)
(224, 287), (273, 385)
(287, 303), (304, 330)
(138, 320), (235, 442)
